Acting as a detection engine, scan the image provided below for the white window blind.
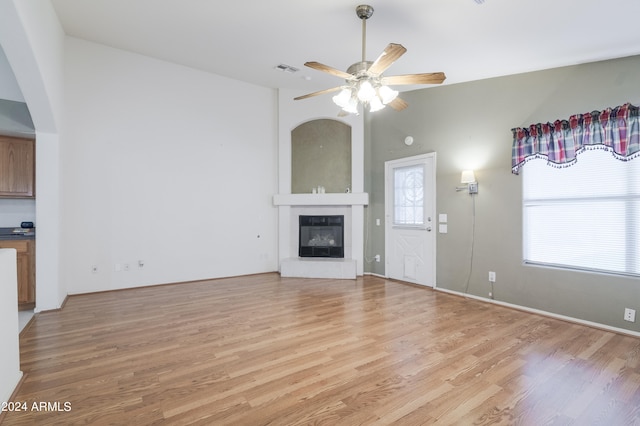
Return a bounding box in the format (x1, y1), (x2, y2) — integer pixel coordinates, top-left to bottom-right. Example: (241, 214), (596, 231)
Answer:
(522, 149), (640, 276)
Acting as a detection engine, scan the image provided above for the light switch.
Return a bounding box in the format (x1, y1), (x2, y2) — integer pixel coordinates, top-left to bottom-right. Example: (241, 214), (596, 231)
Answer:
(439, 213), (448, 223)
(439, 224), (448, 233)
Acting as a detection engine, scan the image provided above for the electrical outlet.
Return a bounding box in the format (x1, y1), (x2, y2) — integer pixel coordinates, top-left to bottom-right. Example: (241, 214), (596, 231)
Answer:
(138, 260), (145, 268)
(91, 265), (98, 274)
(123, 263), (130, 271)
(624, 308), (636, 322)
(489, 271), (496, 282)
(374, 254), (381, 262)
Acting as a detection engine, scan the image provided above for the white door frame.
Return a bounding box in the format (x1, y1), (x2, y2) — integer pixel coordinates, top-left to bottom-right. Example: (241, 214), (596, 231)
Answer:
(384, 152), (437, 287)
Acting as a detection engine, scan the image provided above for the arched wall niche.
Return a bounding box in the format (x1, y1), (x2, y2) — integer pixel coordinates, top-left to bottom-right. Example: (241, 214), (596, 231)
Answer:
(291, 118), (351, 194)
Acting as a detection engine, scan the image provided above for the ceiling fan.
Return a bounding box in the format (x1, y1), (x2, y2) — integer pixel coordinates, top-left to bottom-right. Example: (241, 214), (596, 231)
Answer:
(294, 4), (446, 114)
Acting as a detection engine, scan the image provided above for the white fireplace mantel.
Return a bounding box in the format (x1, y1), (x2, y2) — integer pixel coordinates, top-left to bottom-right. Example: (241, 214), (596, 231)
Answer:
(274, 194), (369, 278)
(273, 192), (368, 207)
(277, 90), (366, 278)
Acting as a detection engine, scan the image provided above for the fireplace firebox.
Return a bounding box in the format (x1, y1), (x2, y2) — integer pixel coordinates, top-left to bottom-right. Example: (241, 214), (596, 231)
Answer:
(299, 215), (344, 258)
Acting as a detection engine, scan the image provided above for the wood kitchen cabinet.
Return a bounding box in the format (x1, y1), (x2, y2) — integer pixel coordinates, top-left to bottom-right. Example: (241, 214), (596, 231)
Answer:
(0, 135), (35, 198)
(0, 239), (35, 310)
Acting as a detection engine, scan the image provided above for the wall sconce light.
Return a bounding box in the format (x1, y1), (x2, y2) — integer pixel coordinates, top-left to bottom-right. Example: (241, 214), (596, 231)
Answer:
(456, 170), (478, 194)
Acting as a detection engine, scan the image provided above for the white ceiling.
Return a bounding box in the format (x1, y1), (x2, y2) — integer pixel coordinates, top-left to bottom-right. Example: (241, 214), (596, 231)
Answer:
(51, 0), (640, 97)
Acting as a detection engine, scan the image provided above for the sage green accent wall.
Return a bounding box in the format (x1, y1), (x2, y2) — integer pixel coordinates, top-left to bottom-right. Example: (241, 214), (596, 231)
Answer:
(291, 119), (351, 194)
(365, 55), (640, 332)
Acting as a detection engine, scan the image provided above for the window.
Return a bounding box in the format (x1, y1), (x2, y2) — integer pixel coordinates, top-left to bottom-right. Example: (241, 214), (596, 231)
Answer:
(523, 150), (640, 276)
(393, 164), (425, 226)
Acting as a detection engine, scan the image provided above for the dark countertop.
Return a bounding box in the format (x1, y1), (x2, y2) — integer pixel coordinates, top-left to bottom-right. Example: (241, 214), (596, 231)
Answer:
(0, 227), (35, 240)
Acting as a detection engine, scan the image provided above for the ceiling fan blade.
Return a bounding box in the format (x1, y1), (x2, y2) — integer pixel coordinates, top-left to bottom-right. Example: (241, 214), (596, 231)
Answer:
(294, 86), (342, 101)
(367, 43), (407, 75)
(388, 97), (408, 111)
(381, 72), (446, 86)
(304, 62), (353, 80)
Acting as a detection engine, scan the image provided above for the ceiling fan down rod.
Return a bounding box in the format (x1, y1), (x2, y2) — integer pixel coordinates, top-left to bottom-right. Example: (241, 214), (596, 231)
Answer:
(356, 5), (374, 63)
(361, 14), (366, 62)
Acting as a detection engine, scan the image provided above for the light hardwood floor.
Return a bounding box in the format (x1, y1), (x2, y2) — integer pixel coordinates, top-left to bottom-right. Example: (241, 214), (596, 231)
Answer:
(3, 273), (640, 425)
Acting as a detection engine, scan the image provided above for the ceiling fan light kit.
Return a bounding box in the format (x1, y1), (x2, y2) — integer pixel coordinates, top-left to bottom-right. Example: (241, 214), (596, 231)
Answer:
(294, 4), (446, 114)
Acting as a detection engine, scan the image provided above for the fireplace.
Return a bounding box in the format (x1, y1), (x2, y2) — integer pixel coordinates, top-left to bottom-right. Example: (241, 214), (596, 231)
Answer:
(299, 215), (344, 258)
(273, 194), (368, 278)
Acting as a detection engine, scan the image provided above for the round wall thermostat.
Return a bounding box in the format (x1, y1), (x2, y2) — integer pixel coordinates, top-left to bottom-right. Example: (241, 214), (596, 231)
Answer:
(404, 136), (414, 146)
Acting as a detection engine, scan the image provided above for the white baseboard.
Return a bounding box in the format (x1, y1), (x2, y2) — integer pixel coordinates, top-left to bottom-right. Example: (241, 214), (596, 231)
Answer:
(434, 286), (640, 338)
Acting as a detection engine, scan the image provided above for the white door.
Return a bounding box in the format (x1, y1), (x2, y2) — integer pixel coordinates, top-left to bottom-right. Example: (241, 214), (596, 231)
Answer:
(385, 153), (436, 287)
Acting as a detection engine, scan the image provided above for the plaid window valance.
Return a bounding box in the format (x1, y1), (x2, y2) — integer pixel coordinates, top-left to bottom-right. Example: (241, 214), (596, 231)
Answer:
(511, 103), (640, 174)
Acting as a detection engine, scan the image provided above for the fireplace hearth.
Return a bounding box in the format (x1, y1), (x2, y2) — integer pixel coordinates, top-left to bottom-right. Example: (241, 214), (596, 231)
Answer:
(299, 215), (344, 258)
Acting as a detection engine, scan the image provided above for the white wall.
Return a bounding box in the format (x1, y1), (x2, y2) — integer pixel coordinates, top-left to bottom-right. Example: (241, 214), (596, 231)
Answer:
(36, 132), (62, 307)
(0, 249), (22, 403)
(0, 200), (36, 227)
(0, 0), (65, 313)
(0, 0), (63, 134)
(61, 38), (278, 294)
(0, 45), (24, 102)
(0, 0), (63, 403)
